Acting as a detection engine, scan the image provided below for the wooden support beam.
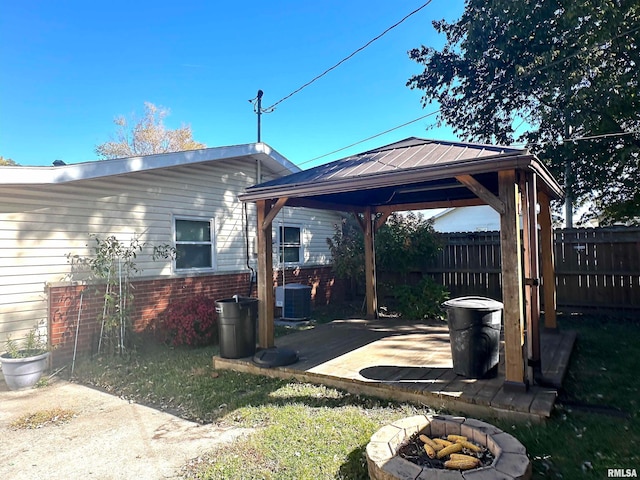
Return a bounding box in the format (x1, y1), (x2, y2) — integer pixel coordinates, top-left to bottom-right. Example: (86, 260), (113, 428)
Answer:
(456, 174), (505, 214)
(520, 174), (533, 385)
(261, 197), (288, 231)
(527, 174), (541, 370)
(363, 207), (378, 319)
(375, 198), (485, 217)
(256, 200), (275, 349)
(538, 191), (558, 329)
(520, 172), (541, 385)
(285, 197), (366, 212)
(499, 170), (526, 389)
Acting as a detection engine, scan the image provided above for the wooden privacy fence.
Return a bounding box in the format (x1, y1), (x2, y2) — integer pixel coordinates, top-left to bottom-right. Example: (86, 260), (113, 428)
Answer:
(423, 227), (640, 313)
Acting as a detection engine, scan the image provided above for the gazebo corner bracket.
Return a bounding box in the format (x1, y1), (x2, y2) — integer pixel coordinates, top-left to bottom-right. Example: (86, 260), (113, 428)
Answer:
(261, 197), (289, 231)
(455, 174), (505, 214)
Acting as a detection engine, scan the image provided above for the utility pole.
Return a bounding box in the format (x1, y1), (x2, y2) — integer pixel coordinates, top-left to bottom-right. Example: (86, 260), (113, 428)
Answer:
(564, 162), (573, 228)
(256, 89), (263, 142)
(249, 89), (273, 143)
(564, 105), (573, 228)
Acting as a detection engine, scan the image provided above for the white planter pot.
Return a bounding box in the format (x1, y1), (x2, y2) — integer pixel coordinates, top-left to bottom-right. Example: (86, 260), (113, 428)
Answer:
(0, 351), (50, 390)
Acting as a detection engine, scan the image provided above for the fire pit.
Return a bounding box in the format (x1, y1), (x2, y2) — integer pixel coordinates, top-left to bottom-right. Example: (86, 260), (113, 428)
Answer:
(366, 414), (531, 479)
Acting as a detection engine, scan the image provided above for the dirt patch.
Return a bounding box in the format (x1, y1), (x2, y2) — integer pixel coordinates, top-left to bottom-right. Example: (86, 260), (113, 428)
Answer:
(0, 377), (250, 479)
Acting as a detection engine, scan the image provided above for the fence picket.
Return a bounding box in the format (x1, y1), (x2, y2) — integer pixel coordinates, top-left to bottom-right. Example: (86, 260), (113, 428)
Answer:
(421, 227), (640, 312)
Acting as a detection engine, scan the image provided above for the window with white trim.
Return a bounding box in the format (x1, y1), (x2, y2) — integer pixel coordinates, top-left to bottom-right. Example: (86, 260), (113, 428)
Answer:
(174, 217), (215, 271)
(278, 225), (302, 264)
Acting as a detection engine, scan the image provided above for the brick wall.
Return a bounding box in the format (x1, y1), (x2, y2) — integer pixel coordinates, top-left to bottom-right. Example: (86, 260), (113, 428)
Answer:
(48, 266), (342, 366)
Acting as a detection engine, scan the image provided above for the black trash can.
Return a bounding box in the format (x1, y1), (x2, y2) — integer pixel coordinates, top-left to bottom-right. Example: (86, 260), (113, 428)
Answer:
(442, 296), (503, 378)
(215, 296), (258, 359)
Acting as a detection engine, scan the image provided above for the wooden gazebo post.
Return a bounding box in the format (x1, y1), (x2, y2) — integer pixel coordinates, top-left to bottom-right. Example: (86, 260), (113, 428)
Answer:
(256, 199), (275, 349)
(538, 191), (558, 329)
(521, 172), (542, 384)
(499, 170), (527, 390)
(256, 197), (289, 349)
(363, 207), (378, 319)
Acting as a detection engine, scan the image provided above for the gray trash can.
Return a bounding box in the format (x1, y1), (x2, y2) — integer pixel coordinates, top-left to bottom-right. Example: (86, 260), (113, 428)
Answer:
(442, 296), (503, 378)
(215, 296), (258, 359)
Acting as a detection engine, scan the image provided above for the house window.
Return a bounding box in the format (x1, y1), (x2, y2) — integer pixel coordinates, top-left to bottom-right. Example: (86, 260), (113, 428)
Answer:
(174, 217), (215, 270)
(278, 225), (301, 264)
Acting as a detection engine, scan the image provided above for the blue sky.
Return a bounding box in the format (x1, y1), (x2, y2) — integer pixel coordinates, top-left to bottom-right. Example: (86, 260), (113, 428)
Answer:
(0, 1), (465, 168)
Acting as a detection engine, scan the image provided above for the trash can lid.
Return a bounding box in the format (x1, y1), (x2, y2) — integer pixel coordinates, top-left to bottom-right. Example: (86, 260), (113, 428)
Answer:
(215, 296), (258, 304)
(282, 283), (311, 290)
(442, 296), (503, 311)
(252, 347), (298, 368)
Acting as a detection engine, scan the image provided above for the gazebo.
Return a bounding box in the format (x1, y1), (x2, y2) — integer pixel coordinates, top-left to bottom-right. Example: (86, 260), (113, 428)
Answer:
(238, 137), (563, 392)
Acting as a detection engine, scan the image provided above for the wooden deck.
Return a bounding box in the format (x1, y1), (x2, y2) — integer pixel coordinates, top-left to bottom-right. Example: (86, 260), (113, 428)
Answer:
(213, 318), (577, 422)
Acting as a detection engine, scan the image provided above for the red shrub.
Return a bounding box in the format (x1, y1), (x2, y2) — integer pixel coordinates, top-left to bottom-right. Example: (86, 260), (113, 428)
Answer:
(161, 295), (218, 346)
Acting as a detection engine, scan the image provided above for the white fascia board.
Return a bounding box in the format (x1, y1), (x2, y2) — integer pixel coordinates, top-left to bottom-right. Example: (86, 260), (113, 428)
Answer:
(0, 142), (299, 185)
(429, 207), (456, 220)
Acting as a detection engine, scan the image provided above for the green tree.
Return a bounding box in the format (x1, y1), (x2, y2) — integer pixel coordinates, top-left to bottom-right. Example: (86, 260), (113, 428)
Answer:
(374, 212), (441, 276)
(95, 102), (206, 159)
(0, 156), (18, 166)
(327, 212), (447, 317)
(326, 216), (364, 298)
(407, 0), (640, 224)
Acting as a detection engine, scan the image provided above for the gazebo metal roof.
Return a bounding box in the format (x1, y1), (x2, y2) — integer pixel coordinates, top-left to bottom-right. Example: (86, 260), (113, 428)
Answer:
(239, 137), (562, 208)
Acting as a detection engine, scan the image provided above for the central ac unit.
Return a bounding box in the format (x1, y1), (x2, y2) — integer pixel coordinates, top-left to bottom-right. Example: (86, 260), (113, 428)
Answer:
(275, 284), (311, 321)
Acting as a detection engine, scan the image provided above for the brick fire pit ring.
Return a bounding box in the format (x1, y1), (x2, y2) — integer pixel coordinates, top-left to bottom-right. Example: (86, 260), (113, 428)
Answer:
(366, 414), (531, 479)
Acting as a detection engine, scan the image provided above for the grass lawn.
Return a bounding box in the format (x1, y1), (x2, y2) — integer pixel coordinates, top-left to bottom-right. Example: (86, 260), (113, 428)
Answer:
(70, 308), (640, 479)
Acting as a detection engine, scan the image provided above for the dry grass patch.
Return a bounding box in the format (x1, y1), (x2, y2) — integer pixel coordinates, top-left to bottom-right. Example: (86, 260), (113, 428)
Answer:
(11, 407), (76, 429)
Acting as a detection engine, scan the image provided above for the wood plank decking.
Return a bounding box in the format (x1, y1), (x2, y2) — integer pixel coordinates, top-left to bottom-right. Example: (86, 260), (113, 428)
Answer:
(213, 318), (577, 422)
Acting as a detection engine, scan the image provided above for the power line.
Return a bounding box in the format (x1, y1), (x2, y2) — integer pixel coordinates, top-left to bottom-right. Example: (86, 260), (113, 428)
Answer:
(296, 22), (640, 168)
(512, 130), (637, 148)
(264, 0), (435, 111)
(298, 109), (440, 166)
(568, 131), (636, 143)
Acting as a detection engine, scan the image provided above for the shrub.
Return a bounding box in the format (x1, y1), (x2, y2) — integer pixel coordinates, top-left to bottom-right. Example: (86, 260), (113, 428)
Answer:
(162, 296), (218, 346)
(392, 276), (450, 321)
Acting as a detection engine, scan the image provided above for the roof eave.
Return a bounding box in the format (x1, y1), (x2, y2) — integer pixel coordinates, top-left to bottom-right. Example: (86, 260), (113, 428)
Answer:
(0, 142), (298, 186)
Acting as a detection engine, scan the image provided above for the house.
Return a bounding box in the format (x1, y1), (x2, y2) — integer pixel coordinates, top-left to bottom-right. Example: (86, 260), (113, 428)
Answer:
(428, 205), (500, 232)
(0, 143), (342, 365)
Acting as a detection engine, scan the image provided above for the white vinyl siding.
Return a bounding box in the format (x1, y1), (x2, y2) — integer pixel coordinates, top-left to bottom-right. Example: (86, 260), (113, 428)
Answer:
(0, 160), (340, 342)
(431, 205), (501, 233)
(270, 208), (337, 267)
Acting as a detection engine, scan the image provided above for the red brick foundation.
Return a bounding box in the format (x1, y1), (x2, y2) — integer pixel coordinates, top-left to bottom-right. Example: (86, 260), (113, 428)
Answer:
(48, 266), (342, 366)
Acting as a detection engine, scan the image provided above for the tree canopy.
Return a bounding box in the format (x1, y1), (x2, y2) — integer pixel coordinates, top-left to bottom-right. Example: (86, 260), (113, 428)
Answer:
(407, 0), (639, 224)
(95, 102), (206, 159)
(0, 156), (18, 166)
